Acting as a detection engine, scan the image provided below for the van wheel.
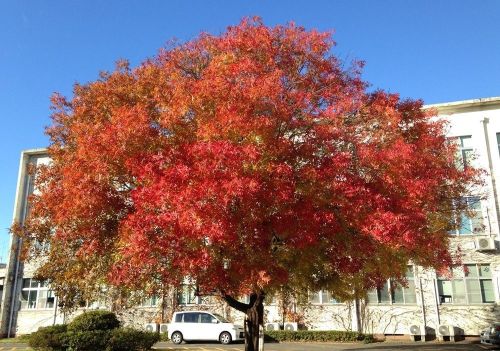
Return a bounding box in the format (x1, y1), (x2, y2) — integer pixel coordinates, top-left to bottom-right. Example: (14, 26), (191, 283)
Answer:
(171, 331), (183, 344)
(219, 331), (232, 344)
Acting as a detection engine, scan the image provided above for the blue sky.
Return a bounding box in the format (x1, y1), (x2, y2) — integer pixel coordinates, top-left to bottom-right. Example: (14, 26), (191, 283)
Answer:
(1, 0), (499, 262)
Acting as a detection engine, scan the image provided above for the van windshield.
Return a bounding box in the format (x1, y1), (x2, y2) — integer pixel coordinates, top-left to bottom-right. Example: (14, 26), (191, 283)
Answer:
(213, 313), (229, 323)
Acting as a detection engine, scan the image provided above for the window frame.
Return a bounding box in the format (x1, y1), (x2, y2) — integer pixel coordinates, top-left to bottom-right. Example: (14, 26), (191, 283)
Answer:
(448, 196), (484, 236)
(496, 132), (500, 159)
(437, 264), (495, 305)
(176, 284), (199, 305)
(308, 290), (340, 305)
(458, 135), (473, 169)
(141, 295), (160, 308)
(20, 278), (55, 310)
(366, 266), (417, 305)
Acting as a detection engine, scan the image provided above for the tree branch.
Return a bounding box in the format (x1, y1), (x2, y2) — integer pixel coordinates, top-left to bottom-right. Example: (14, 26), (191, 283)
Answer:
(221, 293), (249, 313)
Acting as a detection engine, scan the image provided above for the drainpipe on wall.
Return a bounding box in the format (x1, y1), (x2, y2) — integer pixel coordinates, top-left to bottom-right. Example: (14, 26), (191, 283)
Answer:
(418, 278), (426, 329)
(53, 296), (58, 326)
(481, 117), (500, 240)
(495, 268), (500, 303)
(433, 279), (441, 327)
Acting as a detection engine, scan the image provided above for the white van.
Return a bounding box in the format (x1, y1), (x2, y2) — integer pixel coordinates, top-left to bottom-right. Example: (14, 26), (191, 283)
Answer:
(168, 311), (244, 344)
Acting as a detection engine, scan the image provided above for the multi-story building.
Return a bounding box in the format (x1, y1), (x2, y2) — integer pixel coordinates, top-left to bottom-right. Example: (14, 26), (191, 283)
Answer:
(1, 97), (500, 338)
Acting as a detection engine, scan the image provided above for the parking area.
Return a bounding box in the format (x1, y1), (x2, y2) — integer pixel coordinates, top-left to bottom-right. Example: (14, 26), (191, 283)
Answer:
(152, 341), (498, 351)
(0, 340), (496, 351)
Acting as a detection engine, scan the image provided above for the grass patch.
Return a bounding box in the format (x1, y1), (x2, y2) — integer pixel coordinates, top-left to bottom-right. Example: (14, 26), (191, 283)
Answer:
(0, 334), (31, 343)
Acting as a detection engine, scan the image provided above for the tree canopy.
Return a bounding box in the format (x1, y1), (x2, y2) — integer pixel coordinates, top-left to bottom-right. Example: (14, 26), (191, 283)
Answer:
(18, 18), (477, 309)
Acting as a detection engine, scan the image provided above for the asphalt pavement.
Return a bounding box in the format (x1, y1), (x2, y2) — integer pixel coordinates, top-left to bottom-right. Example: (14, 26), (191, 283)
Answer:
(152, 340), (498, 351)
(0, 340), (495, 351)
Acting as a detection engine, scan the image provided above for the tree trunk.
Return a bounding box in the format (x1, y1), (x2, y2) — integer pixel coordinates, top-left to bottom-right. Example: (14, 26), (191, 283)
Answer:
(223, 291), (265, 351)
(354, 297), (362, 333)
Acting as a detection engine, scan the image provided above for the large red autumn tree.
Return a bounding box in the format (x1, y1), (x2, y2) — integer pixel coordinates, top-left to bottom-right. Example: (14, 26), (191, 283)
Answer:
(18, 18), (477, 350)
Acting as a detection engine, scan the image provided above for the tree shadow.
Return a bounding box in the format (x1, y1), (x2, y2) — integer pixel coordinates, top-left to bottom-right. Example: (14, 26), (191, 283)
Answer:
(355, 341), (497, 350)
(183, 340), (246, 344)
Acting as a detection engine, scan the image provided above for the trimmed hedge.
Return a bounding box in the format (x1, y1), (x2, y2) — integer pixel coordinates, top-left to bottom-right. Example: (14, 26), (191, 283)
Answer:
(29, 311), (159, 351)
(28, 324), (68, 351)
(264, 330), (374, 343)
(159, 332), (170, 342)
(67, 310), (120, 332)
(107, 328), (160, 351)
(64, 330), (110, 351)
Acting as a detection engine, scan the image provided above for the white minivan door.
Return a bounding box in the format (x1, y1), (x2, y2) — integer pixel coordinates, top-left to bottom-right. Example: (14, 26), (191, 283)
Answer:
(199, 312), (221, 340)
(181, 312), (200, 340)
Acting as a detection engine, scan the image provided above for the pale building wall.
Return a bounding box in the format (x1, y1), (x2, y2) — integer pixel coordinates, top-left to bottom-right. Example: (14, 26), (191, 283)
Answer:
(5, 97), (500, 337)
(0, 150), (50, 337)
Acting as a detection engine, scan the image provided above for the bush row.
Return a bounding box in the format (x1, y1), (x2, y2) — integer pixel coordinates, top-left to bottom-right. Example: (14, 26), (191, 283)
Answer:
(28, 311), (159, 351)
(29, 326), (159, 351)
(67, 310), (120, 332)
(264, 330), (374, 343)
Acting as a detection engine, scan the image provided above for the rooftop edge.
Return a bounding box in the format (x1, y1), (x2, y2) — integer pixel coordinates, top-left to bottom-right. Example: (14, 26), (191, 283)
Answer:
(424, 96), (500, 111)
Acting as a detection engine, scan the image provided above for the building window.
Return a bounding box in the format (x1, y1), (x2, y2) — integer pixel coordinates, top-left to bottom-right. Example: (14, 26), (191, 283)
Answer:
(457, 135), (473, 169)
(308, 290), (339, 304)
(141, 295), (160, 307)
(367, 266), (416, 304)
(449, 197), (483, 235)
(40, 289), (55, 309)
(21, 279), (38, 309)
(239, 295), (251, 304)
(177, 285), (197, 305)
(437, 264), (494, 304)
(239, 294), (276, 305)
(20, 278), (54, 309)
(496, 133), (500, 158)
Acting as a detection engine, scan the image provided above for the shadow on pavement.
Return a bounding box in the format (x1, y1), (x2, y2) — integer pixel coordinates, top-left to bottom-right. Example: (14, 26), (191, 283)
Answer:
(153, 340), (500, 351)
(354, 341), (498, 350)
(183, 340), (245, 344)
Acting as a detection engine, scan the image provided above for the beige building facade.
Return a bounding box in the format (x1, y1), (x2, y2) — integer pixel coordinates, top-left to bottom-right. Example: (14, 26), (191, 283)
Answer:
(2, 97), (500, 338)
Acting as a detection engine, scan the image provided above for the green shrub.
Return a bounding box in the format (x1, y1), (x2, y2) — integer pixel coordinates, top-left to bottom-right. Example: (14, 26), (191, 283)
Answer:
(27, 311), (161, 351)
(68, 311), (120, 332)
(28, 324), (68, 351)
(264, 330), (374, 343)
(28, 312), (160, 351)
(106, 328), (160, 351)
(17, 333), (32, 342)
(362, 334), (375, 344)
(64, 330), (111, 351)
(159, 332), (170, 342)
